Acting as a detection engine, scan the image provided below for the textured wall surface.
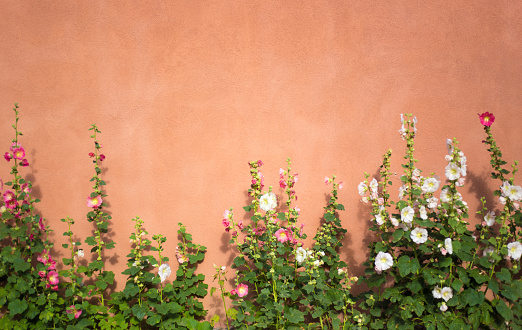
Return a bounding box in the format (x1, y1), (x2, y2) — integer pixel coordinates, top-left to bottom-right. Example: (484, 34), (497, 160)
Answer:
(0, 0), (521, 322)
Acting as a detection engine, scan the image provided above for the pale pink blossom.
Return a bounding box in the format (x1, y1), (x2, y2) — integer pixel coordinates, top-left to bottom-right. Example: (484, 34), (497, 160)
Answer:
(275, 228), (290, 243)
(87, 195), (102, 208)
(236, 283), (248, 297)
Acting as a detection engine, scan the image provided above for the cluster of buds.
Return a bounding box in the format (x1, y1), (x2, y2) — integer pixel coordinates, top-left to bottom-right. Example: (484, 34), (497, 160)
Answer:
(248, 160), (264, 198)
(37, 250), (59, 291)
(4, 142), (29, 167)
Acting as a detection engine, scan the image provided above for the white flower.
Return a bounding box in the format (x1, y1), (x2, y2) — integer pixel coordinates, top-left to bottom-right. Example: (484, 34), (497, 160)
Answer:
(445, 238), (453, 255)
(506, 184), (522, 201)
(390, 216), (399, 227)
(77, 249), (84, 258)
(338, 268), (346, 276)
(419, 206), (428, 220)
(318, 251), (325, 257)
(440, 302), (448, 312)
(440, 189), (452, 203)
(483, 246), (495, 262)
(432, 286), (442, 299)
(313, 260), (323, 268)
(427, 197), (438, 209)
(398, 185), (407, 199)
(484, 211), (496, 227)
(446, 139), (453, 155)
(295, 247), (307, 264)
(441, 287), (453, 302)
(422, 178), (440, 194)
(460, 156), (467, 176)
(374, 251), (393, 272)
(445, 163), (461, 181)
(259, 192), (277, 212)
(374, 214), (384, 225)
(357, 182), (367, 196)
(507, 241), (522, 260)
(221, 266), (226, 271)
(158, 264), (171, 283)
(411, 227), (428, 244)
(369, 178), (378, 194)
(401, 206), (414, 224)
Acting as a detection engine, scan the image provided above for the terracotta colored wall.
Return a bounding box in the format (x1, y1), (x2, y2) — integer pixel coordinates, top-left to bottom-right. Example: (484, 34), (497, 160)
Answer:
(1, 1), (521, 323)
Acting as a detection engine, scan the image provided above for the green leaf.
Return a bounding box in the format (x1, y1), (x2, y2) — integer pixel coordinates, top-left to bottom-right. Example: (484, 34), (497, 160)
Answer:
(8, 299), (28, 315)
(132, 304), (148, 320)
(392, 229), (404, 243)
(495, 299), (512, 321)
(496, 268), (511, 282)
(451, 279), (463, 292)
(285, 308), (304, 324)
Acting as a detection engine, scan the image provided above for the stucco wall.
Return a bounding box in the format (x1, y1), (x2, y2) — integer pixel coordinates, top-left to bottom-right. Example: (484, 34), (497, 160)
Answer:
(0, 0), (521, 323)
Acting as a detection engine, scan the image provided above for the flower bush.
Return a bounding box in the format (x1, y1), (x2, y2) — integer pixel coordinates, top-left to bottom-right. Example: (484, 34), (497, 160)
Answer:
(358, 113), (522, 329)
(0, 104), (211, 329)
(1, 102), (521, 329)
(212, 159), (361, 329)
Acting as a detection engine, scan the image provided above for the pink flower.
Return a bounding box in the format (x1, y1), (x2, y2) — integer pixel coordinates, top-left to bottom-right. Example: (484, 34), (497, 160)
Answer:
(0, 178), (3, 190)
(20, 159), (28, 166)
(299, 223), (305, 236)
(47, 271), (59, 285)
(67, 306), (82, 319)
(177, 255), (189, 264)
(20, 183), (31, 194)
(257, 160), (263, 166)
(99, 154), (105, 161)
(237, 220), (244, 230)
(38, 271), (46, 278)
(39, 218), (45, 231)
(275, 228), (290, 243)
(37, 250), (49, 264)
(339, 182), (344, 190)
(257, 241), (265, 248)
(478, 112), (495, 127)
(9, 142), (21, 152)
(235, 283), (248, 297)
(88, 152), (95, 158)
(5, 198), (18, 209)
(324, 177), (329, 184)
(279, 180), (287, 188)
(29, 234), (34, 240)
(47, 257), (57, 270)
(230, 289), (237, 295)
(52, 285), (58, 291)
(12, 147), (25, 160)
(253, 227), (265, 236)
(3, 152), (12, 162)
(222, 219), (230, 227)
(87, 195), (102, 208)
(3, 190), (15, 202)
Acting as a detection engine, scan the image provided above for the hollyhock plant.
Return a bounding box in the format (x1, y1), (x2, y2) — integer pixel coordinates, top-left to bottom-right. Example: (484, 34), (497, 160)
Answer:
(235, 283), (248, 298)
(87, 195), (102, 208)
(411, 227), (428, 244)
(12, 147), (25, 160)
(47, 271), (59, 286)
(259, 192), (277, 212)
(374, 251), (393, 272)
(274, 228), (290, 243)
(67, 305), (82, 319)
(507, 241), (522, 260)
(441, 287), (453, 302)
(295, 247), (307, 264)
(158, 263), (171, 283)
(478, 111), (495, 126)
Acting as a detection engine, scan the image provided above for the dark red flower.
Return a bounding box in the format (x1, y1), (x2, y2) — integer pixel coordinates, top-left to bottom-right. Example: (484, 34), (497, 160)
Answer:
(99, 154), (105, 161)
(88, 152), (95, 158)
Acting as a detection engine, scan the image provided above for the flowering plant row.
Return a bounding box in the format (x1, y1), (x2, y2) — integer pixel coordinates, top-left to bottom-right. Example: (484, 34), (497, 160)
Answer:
(0, 104), (521, 329)
(0, 104), (211, 329)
